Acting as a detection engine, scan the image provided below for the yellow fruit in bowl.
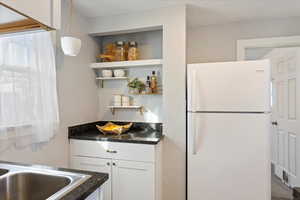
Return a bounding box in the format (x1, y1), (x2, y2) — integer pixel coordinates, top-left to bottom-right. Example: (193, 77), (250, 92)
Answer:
(96, 122), (133, 135)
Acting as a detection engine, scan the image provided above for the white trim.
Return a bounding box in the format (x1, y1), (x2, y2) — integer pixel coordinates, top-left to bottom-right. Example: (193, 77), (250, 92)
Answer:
(237, 36), (300, 61)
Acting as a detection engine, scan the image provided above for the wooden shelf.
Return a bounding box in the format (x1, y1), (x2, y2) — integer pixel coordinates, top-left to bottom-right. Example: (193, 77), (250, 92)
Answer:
(96, 77), (128, 87)
(90, 59), (162, 69)
(108, 106), (144, 115)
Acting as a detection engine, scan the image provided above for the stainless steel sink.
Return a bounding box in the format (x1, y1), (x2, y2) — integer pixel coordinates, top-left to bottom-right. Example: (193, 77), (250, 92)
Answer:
(0, 172), (71, 200)
(0, 163), (91, 200)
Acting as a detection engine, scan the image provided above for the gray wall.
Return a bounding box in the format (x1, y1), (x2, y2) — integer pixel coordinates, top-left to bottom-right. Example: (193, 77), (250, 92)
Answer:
(188, 17), (300, 63)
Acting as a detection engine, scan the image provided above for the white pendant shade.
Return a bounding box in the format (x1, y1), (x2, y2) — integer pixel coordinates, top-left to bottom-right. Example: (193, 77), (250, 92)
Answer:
(61, 36), (81, 56)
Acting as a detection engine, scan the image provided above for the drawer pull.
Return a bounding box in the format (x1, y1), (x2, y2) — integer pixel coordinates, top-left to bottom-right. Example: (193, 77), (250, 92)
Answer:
(106, 150), (117, 153)
(80, 163), (104, 167)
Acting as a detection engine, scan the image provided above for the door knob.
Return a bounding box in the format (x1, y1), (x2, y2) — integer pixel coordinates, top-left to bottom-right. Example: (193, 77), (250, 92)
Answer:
(272, 121), (278, 126)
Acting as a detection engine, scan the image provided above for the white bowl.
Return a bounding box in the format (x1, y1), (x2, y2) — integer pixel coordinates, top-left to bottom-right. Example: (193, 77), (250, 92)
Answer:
(102, 70), (113, 77)
(114, 69), (126, 77)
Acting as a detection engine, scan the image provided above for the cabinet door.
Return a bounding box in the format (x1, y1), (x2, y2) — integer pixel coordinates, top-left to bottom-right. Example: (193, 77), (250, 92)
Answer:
(85, 189), (103, 200)
(1, 0), (61, 29)
(112, 160), (155, 200)
(71, 156), (112, 200)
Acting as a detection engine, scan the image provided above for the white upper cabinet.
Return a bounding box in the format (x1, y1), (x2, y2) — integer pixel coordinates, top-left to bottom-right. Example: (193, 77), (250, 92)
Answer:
(1, 0), (61, 29)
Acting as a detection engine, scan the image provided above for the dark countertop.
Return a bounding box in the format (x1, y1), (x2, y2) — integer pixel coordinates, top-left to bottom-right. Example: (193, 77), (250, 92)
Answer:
(0, 160), (108, 200)
(68, 121), (163, 145)
(294, 187), (300, 199)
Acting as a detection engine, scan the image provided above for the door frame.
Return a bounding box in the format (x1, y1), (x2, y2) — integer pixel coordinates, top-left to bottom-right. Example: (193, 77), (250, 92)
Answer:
(237, 36), (300, 187)
(237, 36), (300, 61)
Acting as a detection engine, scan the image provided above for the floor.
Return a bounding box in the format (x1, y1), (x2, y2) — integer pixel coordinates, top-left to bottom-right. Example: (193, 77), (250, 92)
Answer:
(272, 169), (293, 200)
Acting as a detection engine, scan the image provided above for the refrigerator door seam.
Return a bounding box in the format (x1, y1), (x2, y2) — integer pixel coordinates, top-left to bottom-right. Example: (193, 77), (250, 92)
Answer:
(188, 111), (269, 114)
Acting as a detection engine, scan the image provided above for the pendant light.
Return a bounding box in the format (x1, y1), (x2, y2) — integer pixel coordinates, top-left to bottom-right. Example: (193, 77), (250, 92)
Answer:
(61, 0), (81, 56)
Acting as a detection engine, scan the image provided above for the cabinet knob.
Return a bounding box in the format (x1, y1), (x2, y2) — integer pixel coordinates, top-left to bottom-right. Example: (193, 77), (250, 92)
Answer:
(106, 150), (117, 153)
(107, 162), (110, 166)
(112, 163), (116, 166)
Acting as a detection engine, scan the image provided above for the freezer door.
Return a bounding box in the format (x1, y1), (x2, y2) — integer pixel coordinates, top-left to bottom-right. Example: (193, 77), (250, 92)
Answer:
(187, 60), (271, 112)
(187, 112), (271, 200)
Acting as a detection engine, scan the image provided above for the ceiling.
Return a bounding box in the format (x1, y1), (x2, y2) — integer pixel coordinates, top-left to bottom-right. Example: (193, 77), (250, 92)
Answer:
(0, 5), (26, 24)
(74, 0), (300, 27)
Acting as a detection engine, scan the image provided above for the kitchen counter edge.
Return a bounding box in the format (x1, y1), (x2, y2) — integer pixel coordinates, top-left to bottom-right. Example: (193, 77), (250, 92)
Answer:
(0, 160), (108, 200)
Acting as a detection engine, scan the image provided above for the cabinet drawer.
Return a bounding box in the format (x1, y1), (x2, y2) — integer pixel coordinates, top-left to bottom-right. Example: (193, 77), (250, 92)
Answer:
(70, 140), (111, 159)
(71, 156), (111, 172)
(70, 139), (155, 163)
(109, 142), (155, 162)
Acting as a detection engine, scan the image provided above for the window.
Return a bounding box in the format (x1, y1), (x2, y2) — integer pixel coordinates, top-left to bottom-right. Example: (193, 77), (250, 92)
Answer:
(0, 31), (59, 146)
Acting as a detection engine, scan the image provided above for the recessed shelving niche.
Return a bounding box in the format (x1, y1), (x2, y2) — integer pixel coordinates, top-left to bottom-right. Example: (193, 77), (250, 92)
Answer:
(90, 28), (163, 119)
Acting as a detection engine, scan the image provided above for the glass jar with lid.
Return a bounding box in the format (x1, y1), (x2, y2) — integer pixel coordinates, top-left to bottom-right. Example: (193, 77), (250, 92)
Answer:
(127, 41), (139, 61)
(114, 41), (126, 61)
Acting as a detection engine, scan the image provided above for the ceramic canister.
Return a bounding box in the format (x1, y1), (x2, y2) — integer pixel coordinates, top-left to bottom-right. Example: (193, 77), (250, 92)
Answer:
(122, 96), (130, 106)
(114, 95), (122, 106)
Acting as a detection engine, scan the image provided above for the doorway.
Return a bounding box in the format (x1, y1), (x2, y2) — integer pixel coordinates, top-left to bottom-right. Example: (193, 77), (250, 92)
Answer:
(238, 36), (300, 200)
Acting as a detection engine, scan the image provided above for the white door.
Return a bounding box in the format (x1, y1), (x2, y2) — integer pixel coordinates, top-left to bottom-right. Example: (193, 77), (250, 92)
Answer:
(112, 160), (155, 200)
(187, 60), (270, 112)
(188, 112), (271, 200)
(71, 156), (112, 200)
(266, 47), (300, 187)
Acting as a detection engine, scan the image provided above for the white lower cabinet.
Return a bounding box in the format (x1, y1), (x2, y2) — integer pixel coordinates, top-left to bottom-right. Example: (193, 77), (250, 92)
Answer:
(85, 189), (103, 200)
(70, 139), (161, 200)
(112, 160), (154, 200)
(71, 157), (112, 200)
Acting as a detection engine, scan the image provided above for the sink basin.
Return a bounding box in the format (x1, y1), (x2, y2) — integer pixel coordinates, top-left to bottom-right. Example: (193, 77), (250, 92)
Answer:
(0, 163), (91, 200)
(0, 172), (71, 200)
(0, 169), (8, 176)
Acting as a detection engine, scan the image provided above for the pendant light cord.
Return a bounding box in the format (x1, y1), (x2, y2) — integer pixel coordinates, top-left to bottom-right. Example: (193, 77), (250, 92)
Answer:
(66, 0), (73, 35)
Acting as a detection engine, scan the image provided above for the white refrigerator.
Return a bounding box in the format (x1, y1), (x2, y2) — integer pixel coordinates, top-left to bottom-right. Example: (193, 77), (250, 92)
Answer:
(187, 60), (271, 200)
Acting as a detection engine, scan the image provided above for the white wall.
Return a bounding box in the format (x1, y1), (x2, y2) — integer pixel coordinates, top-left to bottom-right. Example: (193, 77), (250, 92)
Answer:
(188, 17), (300, 63)
(88, 6), (187, 200)
(0, 1), (99, 168)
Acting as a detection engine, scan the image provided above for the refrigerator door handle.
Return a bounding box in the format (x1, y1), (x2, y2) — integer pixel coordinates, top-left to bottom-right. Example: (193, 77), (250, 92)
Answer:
(192, 115), (197, 155)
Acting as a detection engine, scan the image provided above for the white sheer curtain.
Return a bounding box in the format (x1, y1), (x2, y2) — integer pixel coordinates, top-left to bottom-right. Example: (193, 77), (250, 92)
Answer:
(0, 31), (59, 149)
